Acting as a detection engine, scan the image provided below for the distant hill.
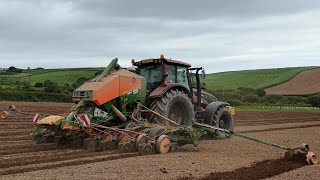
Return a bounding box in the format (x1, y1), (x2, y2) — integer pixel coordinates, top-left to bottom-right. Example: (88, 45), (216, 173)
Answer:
(0, 66), (317, 93)
(204, 67), (315, 91)
(265, 68), (320, 95)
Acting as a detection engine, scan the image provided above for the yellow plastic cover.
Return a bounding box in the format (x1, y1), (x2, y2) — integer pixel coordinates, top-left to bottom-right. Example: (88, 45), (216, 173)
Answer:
(37, 115), (65, 125)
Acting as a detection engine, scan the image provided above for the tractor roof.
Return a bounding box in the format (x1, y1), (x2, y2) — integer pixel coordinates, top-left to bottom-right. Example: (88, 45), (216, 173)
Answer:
(134, 58), (191, 67)
(165, 59), (191, 67)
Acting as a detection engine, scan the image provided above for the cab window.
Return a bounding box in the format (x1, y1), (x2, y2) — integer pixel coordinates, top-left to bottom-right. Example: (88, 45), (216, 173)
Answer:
(177, 66), (189, 88)
(166, 64), (189, 89)
(167, 65), (176, 83)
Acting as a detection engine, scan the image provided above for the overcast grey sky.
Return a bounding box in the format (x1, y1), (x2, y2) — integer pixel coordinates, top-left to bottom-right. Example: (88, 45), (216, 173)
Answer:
(0, 0), (319, 73)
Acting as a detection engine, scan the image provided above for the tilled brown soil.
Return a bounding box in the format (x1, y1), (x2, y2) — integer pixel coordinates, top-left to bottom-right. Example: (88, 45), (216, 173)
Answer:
(180, 158), (305, 180)
(265, 68), (320, 95)
(0, 101), (319, 180)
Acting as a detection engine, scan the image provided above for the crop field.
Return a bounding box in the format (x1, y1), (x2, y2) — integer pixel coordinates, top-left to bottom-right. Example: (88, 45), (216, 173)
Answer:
(265, 68), (320, 95)
(0, 101), (319, 179)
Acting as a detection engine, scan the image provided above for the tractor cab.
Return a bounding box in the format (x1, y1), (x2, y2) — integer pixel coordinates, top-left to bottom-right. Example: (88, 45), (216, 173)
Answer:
(132, 54), (218, 116)
(132, 55), (192, 93)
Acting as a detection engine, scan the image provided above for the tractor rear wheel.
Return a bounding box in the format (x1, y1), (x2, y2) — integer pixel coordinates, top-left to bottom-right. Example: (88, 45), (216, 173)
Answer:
(148, 89), (194, 126)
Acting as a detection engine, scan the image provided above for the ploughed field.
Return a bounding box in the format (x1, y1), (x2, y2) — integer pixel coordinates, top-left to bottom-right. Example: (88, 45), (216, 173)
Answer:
(0, 101), (319, 180)
(265, 68), (320, 95)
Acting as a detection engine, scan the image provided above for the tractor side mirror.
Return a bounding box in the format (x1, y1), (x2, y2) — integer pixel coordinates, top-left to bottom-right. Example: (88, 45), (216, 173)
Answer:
(201, 69), (206, 79)
(201, 82), (206, 89)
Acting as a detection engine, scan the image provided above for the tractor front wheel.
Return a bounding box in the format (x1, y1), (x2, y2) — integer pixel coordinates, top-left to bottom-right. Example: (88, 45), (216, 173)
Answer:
(204, 104), (233, 138)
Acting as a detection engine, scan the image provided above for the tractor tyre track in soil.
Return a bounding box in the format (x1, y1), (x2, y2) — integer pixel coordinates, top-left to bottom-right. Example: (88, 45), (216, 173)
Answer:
(0, 153), (138, 175)
(0, 150), (119, 169)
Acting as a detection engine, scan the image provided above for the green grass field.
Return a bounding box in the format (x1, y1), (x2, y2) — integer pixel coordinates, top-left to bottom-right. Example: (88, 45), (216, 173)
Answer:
(0, 66), (317, 90)
(1, 68), (104, 86)
(204, 67), (315, 91)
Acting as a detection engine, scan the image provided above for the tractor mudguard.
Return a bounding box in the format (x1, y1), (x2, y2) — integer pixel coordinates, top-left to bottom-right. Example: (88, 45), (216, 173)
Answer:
(148, 83), (191, 99)
(204, 101), (230, 116)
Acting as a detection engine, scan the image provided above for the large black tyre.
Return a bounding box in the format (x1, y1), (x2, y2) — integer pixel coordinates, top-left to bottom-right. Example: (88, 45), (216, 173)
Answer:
(148, 89), (194, 126)
(204, 104), (233, 138)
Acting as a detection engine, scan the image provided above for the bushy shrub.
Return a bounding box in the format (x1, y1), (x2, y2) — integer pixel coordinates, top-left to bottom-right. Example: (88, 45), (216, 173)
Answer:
(306, 94), (320, 107)
(34, 82), (43, 88)
(0, 91), (71, 102)
(287, 96), (306, 104)
(256, 88), (266, 97)
(262, 94), (283, 104)
(236, 87), (256, 96)
(62, 83), (74, 93)
(72, 77), (88, 89)
(43, 80), (60, 93)
(21, 81), (31, 91)
(95, 70), (103, 76)
(241, 94), (260, 103)
(225, 99), (242, 106)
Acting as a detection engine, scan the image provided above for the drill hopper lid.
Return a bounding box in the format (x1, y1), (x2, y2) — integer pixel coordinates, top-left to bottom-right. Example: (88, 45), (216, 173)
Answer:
(74, 69), (143, 106)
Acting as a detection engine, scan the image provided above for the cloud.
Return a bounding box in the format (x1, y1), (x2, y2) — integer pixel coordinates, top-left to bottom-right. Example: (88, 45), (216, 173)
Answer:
(0, 0), (319, 72)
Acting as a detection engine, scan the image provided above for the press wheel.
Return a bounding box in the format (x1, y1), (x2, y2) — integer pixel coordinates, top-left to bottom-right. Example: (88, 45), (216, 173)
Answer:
(70, 138), (83, 149)
(155, 135), (171, 154)
(135, 133), (148, 150)
(83, 138), (97, 151)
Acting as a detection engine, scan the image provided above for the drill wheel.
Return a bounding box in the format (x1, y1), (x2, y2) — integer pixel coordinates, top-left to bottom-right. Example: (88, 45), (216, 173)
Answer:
(118, 133), (131, 143)
(70, 138), (83, 149)
(96, 141), (107, 152)
(57, 136), (70, 149)
(43, 134), (55, 143)
(135, 134), (148, 151)
(83, 138), (97, 151)
(155, 135), (171, 154)
(139, 143), (154, 156)
(105, 140), (114, 150)
(119, 142), (133, 154)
